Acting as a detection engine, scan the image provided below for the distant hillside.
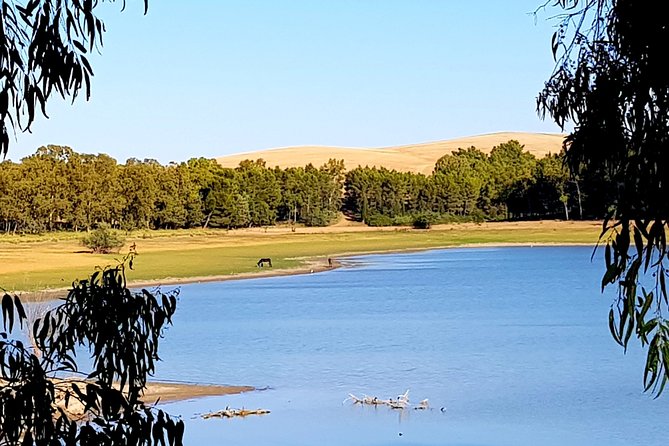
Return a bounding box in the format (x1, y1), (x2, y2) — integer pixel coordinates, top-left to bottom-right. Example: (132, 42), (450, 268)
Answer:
(216, 132), (565, 175)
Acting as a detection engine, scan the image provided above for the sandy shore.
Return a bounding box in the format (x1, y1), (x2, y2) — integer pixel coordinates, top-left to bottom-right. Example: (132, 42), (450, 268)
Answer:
(0, 377), (253, 410)
(142, 381), (254, 404)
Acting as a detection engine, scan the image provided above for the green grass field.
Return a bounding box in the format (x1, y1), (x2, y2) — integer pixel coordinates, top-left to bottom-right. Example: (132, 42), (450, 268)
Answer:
(0, 221), (602, 293)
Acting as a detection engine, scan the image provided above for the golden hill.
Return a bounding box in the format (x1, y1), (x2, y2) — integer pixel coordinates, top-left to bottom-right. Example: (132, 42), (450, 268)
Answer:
(216, 132), (565, 175)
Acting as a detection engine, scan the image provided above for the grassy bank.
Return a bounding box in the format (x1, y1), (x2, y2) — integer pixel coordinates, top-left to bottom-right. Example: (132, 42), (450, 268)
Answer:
(0, 220), (601, 294)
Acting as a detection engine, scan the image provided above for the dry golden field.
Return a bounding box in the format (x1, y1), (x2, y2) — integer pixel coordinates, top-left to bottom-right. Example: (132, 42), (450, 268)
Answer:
(216, 132), (565, 174)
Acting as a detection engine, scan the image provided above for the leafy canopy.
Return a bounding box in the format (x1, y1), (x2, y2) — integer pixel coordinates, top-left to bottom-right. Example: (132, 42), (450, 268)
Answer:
(538, 0), (669, 395)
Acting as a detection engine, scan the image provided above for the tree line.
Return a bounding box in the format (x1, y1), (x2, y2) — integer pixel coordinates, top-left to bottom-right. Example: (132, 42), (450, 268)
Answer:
(345, 140), (591, 225)
(0, 145), (344, 233)
(0, 140), (608, 234)
(346, 139), (614, 225)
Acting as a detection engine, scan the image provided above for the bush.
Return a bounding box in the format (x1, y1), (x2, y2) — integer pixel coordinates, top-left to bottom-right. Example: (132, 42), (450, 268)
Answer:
(81, 224), (125, 253)
(468, 209), (486, 224)
(391, 215), (414, 226)
(430, 212), (461, 225)
(365, 213), (393, 227)
(412, 213), (433, 229)
(304, 209), (338, 227)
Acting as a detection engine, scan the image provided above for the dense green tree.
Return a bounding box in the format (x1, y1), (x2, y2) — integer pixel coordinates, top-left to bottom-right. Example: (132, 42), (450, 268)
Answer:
(347, 166), (439, 223)
(118, 159), (160, 230)
(0, 161), (29, 233)
(344, 167), (392, 223)
(234, 158), (343, 228)
(301, 159), (345, 226)
(277, 166), (305, 225)
(68, 152), (122, 230)
(320, 159), (346, 211)
(187, 157), (224, 228)
(409, 173), (436, 216)
(235, 159), (280, 227)
(533, 153), (572, 220)
(344, 167), (372, 222)
(434, 147), (489, 216)
(155, 163), (203, 229)
(488, 140), (537, 212)
(538, 0), (669, 395)
(20, 146), (72, 231)
(209, 170), (251, 229)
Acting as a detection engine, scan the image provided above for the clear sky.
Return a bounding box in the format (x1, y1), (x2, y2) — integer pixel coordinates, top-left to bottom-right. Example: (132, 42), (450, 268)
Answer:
(9, 0), (566, 164)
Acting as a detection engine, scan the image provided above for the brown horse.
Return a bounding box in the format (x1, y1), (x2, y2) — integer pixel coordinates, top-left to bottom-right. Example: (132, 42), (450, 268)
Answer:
(257, 258), (272, 268)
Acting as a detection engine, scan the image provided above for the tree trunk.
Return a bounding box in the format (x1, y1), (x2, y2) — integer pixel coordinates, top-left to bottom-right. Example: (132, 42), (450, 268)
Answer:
(202, 211), (212, 229)
(574, 179), (583, 219)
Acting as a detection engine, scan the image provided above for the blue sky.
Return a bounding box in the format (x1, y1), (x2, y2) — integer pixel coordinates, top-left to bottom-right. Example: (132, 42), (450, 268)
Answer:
(10, 1), (565, 164)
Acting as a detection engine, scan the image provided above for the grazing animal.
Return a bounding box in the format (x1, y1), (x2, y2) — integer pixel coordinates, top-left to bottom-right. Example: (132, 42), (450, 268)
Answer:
(257, 258), (272, 268)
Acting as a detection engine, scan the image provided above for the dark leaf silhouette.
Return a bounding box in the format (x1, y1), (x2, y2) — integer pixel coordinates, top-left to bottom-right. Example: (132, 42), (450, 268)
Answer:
(537, 1), (669, 396)
(0, 254), (184, 444)
(0, 0), (147, 157)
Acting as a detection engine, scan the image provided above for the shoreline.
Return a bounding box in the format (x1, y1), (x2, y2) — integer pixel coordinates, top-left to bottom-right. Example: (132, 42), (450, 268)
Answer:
(17, 257), (344, 301)
(17, 241), (595, 302)
(11, 238), (598, 405)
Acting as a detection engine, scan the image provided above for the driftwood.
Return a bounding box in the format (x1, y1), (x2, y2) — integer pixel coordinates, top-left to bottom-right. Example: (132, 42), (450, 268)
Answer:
(201, 407), (270, 419)
(344, 390), (429, 410)
(415, 399), (430, 410)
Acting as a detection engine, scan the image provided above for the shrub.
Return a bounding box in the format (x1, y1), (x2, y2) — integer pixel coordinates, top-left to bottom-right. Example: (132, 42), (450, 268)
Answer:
(365, 213), (393, 227)
(412, 213), (433, 229)
(469, 209), (486, 224)
(81, 224), (125, 253)
(304, 209), (338, 227)
(391, 215), (414, 226)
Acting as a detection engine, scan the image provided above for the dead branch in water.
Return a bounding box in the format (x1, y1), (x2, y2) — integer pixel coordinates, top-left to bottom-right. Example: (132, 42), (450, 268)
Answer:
(201, 407), (270, 419)
(344, 390), (430, 410)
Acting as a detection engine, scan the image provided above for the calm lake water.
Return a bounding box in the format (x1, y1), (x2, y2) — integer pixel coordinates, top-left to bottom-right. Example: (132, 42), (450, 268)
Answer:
(151, 247), (668, 445)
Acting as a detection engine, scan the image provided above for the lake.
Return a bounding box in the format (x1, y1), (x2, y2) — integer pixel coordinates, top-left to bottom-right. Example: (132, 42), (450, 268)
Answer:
(152, 246), (668, 445)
